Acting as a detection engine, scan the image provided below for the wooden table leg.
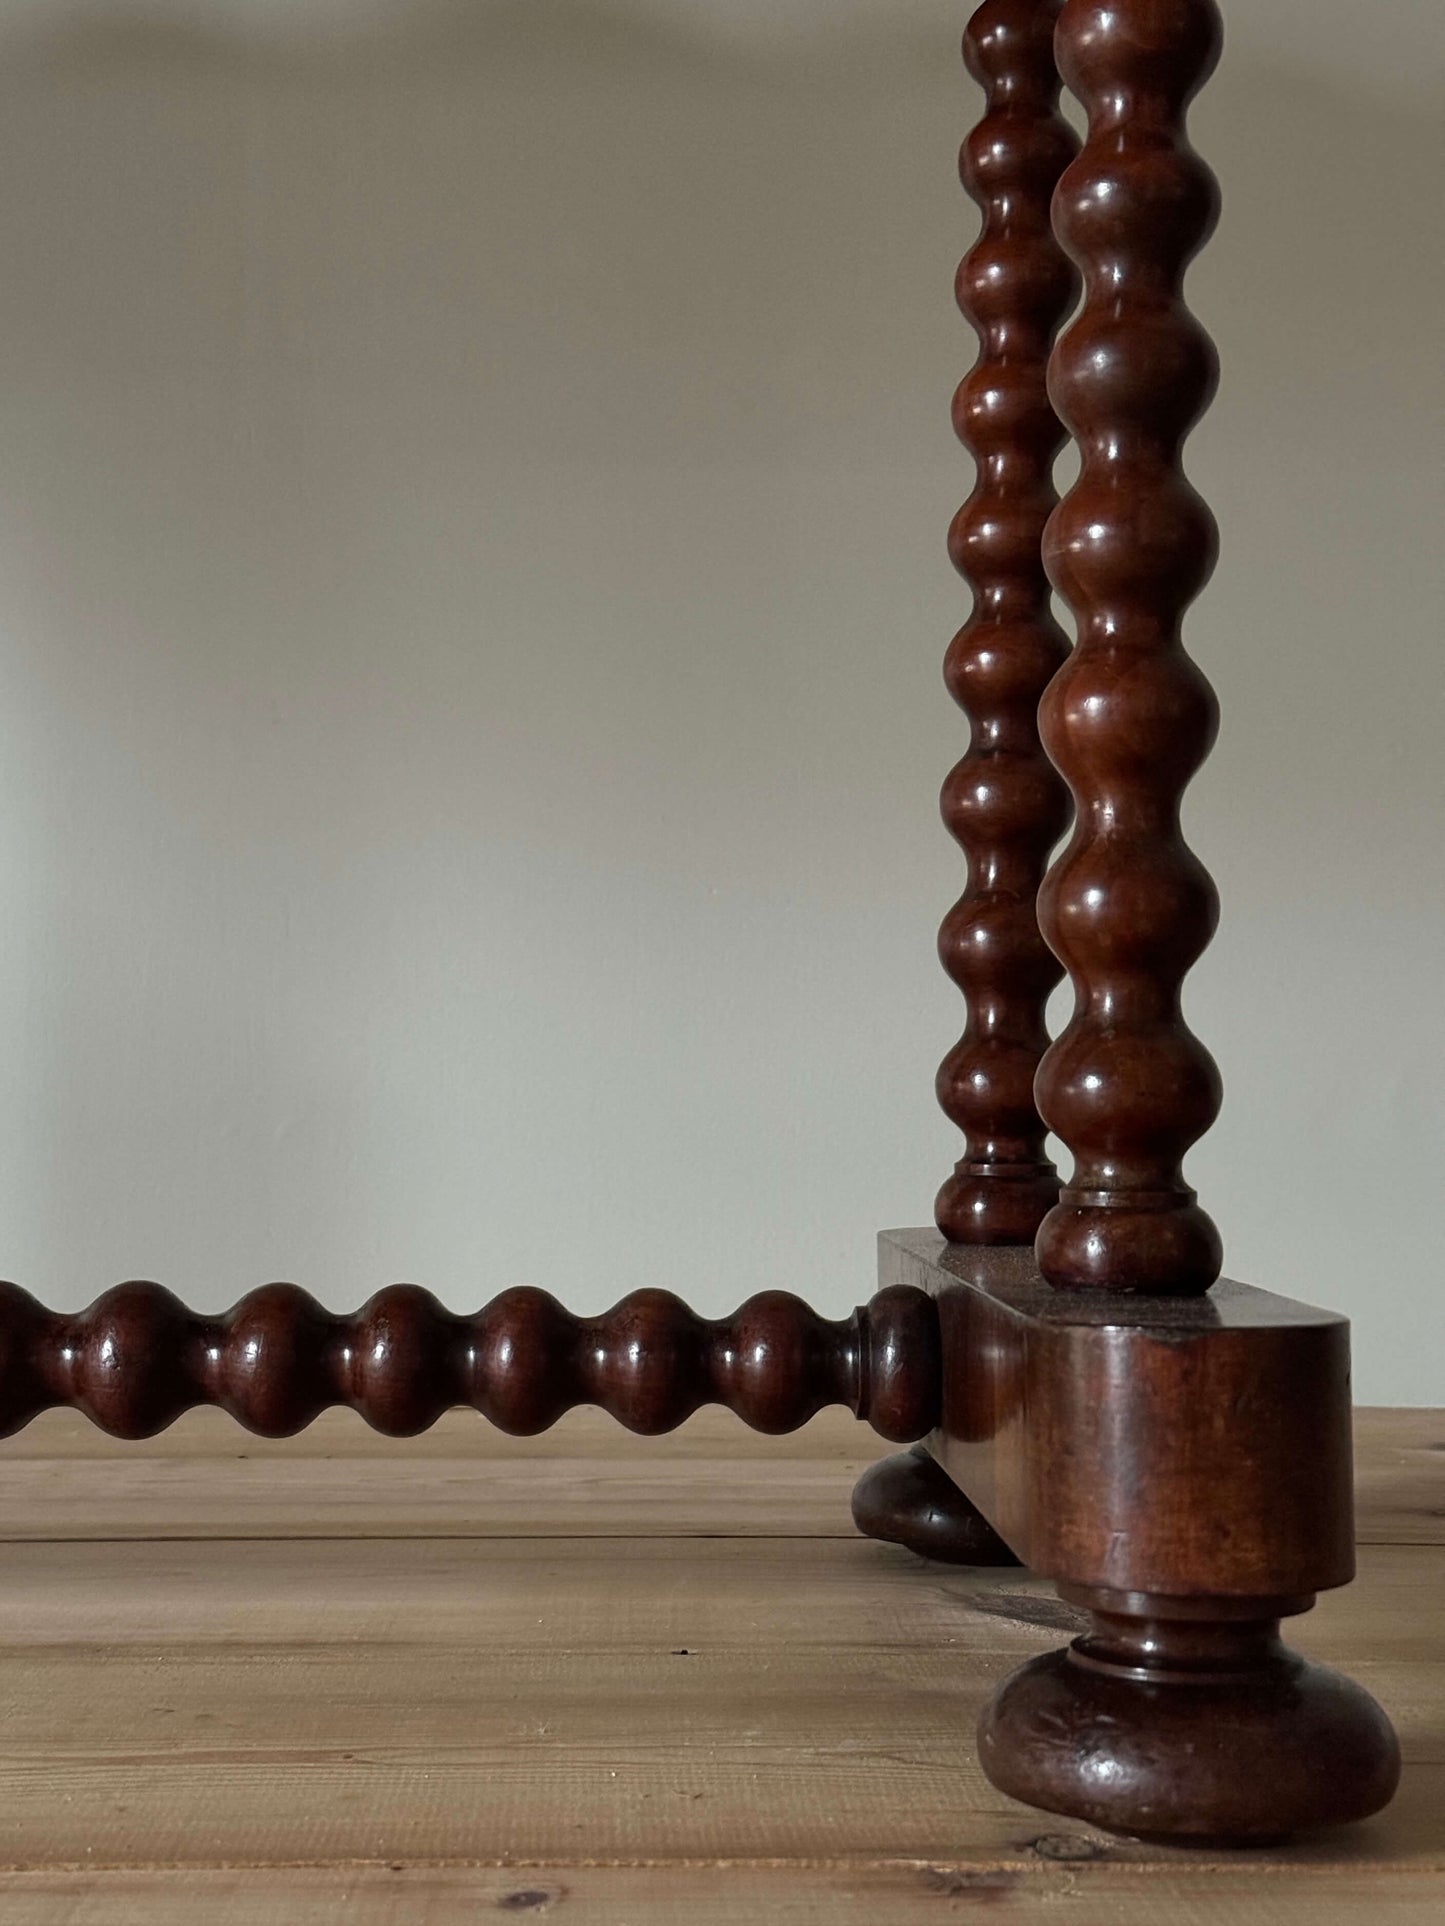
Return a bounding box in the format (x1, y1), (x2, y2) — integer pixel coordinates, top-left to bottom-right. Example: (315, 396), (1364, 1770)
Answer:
(935, 0), (1076, 1249)
(959, 0), (1395, 1835)
(1033, 0), (1225, 1298)
(882, 1227), (1402, 1839)
(857, 0), (1075, 1570)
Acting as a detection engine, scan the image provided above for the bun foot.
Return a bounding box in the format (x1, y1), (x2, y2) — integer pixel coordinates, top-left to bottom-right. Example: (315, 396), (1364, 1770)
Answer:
(979, 1586), (1401, 1841)
(851, 1445), (1020, 1566)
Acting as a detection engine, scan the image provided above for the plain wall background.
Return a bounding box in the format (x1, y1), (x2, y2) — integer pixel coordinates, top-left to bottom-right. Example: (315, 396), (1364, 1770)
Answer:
(0, 0), (1439, 1402)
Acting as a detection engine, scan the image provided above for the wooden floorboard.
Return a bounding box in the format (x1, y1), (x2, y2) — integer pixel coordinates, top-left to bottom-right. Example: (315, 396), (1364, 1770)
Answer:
(3, 1866), (1445, 1926)
(0, 1407), (879, 1542)
(1351, 1409), (1445, 1546)
(0, 1407), (1437, 1920)
(0, 1405), (1436, 1543)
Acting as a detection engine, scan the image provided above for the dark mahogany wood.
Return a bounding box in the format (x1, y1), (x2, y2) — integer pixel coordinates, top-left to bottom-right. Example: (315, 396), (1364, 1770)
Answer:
(980, 1586), (1402, 1841)
(883, 1228), (1400, 1838)
(0, 1278), (940, 1443)
(861, 0), (1080, 1568)
(851, 1443), (1019, 1566)
(1033, 0), (1225, 1295)
(935, 0), (1077, 1247)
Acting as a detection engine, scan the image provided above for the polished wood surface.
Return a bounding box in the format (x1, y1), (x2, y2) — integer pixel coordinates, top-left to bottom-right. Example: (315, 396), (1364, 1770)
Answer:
(0, 1405), (1437, 1921)
(0, 1278), (939, 1443)
(867, 0), (1083, 1573)
(888, 1232), (1355, 1600)
(852, 1440), (1020, 1564)
(884, 1228), (1402, 1838)
(935, 0), (1076, 1246)
(1034, 0), (1226, 1295)
(981, 1583), (1402, 1842)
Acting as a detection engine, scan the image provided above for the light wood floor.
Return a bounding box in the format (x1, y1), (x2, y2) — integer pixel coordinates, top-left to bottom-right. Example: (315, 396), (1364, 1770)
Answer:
(0, 1405), (1438, 1922)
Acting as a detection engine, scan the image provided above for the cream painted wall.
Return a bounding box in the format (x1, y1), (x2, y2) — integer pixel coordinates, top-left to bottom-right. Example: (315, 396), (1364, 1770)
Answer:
(0, 2), (1439, 1401)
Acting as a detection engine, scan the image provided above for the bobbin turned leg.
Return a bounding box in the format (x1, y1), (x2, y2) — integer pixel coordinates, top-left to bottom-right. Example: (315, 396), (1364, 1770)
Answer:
(935, 0), (1075, 1247)
(950, 0), (1402, 1836)
(856, 0), (1075, 1567)
(1032, 0), (1226, 1298)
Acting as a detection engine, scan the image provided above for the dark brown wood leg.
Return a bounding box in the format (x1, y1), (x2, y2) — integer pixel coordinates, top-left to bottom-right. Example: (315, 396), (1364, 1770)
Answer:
(881, 1230), (1402, 1841)
(1034, 0), (1228, 1298)
(852, 1446), (1020, 1565)
(911, 0), (1403, 1844)
(934, 0), (1076, 1245)
(980, 1588), (1400, 1840)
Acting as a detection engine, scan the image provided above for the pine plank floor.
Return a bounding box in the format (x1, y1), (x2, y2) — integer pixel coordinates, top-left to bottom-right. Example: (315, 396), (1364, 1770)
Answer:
(0, 1405), (1438, 1922)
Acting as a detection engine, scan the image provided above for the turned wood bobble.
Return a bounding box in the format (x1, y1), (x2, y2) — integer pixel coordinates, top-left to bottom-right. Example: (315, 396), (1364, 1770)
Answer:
(856, 1282), (943, 1446)
(0, 1277), (942, 1444)
(1033, 0), (1226, 1295)
(935, 0), (1077, 1246)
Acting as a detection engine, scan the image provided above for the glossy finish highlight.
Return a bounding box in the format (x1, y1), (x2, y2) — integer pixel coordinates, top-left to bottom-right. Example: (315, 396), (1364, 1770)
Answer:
(1033, 0), (1225, 1294)
(0, 1279), (941, 1443)
(935, 0), (1077, 1246)
(882, 1227), (1401, 1839)
(980, 1586), (1401, 1840)
(851, 1443), (1020, 1565)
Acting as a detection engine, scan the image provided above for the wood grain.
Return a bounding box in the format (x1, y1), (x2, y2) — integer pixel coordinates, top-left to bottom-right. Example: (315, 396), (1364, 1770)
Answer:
(0, 1409), (1436, 1918)
(0, 1403), (866, 1460)
(0, 1406), (1435, 1543)
(1353, 1410), (1445, 1546)
(0, 1540), (1437, 1870)
(3, 1866), (1445, 1926)
(0, 1406), (884, 1540)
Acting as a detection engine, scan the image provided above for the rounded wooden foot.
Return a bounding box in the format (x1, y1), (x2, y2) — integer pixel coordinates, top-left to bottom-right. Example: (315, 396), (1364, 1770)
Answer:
(851, 1445), (1020, 1566)
(979, 1587), (1401, 1841)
